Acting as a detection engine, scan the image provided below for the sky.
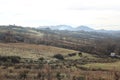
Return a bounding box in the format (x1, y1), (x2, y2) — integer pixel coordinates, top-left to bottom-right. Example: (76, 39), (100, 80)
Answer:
(0, 0), (120, 30)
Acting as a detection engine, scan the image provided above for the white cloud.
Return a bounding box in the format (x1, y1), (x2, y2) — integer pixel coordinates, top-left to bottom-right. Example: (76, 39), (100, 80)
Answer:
(0, 0), (120, 30)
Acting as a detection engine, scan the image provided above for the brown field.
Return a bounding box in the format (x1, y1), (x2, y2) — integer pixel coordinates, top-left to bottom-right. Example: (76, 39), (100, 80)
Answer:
(0, 63), (119, 80)
(0, 43), (77, 59)
(81, 61), (120, 71)
(0, 42), (120, 80)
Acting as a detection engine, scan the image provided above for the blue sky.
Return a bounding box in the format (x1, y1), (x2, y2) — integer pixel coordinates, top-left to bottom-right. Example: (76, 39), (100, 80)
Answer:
(0, 0), (120, 30)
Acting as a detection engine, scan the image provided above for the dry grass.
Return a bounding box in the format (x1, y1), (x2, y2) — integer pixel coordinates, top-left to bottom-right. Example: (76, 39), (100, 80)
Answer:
(0, 64), (119, 80)
(81, 61), (120, 71)
(0, 43), (77, 59)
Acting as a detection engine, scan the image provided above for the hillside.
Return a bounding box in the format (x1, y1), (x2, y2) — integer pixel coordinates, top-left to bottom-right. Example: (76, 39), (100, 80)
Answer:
(0, 25), (120, 80)
(0, 42), (77, 59)
(0, 25), (120, 56)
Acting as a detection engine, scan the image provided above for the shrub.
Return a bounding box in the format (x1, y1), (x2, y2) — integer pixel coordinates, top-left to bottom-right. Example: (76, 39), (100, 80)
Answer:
(0, 56), (21, 63)
(68, 53), (76, 57)
(53, 54), (64, 60)
(37, 72), (42, 78)
(9, 56), (21, 63)
(77, 76), (85, 80)
(37, 72), (46, 80)
(18, 70), (28, 79)
(56, 72), (65, 80)
(38, 57), (44, 61)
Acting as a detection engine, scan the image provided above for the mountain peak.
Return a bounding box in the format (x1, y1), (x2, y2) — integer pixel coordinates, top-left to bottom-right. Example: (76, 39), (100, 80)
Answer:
(38, 25), (94, 31)
(76, 25), (94, 31)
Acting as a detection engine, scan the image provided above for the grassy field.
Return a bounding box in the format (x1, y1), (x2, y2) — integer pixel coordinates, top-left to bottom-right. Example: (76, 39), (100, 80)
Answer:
(0, 43), (120, 80)
(81, 61), (120, 71)
(0, 64), (118, 80)
(0, 42), (120, 71)
(0, 43), (77, 59)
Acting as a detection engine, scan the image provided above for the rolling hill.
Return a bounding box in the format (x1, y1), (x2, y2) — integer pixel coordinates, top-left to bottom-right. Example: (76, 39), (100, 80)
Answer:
(0, 25), (120, 56)
(0, 42), (77, 59)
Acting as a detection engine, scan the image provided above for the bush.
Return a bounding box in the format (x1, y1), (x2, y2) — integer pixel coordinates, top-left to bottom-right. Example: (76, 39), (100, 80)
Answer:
(0, 56), (21, 63)
(68, 53), (76, 57)
(38, 57), (44, 61)
(18, 70), (28, 79)
(77, 76), (85, 80)
(37, 72), (46, 79)
(56, 72), (65, 80)
(37, 72), (42, 78)
(53, 54), (64, 60)
(9, 56), (21, 63)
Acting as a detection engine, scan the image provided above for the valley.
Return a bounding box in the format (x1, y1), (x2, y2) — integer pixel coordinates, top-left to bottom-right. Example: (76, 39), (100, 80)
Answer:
(0, 25), (120, 80)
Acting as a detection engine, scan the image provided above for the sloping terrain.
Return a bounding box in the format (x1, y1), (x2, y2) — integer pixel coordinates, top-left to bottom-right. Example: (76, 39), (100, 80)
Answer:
(0, 26), (120, 80)
(0, 43), (77, 59)
(0, 25), (120, 56)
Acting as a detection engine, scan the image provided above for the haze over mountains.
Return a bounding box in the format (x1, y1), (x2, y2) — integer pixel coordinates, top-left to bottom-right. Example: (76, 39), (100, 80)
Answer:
(39, 25), (94, 31)
(38, 25), (119, 31)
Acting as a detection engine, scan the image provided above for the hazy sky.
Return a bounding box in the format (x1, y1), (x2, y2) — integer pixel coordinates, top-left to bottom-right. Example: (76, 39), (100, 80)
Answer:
(0, 0), (120, 30)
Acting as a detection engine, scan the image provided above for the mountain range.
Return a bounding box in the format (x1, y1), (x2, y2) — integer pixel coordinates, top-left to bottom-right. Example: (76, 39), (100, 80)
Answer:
(38, 25), (94, 31)
(38, 25), (120, 37)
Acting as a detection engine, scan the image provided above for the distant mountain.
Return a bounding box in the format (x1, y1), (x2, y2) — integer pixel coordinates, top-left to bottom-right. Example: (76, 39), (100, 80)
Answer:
(50, 25), (73, 30)
(76, 25), (94, 31)
(38, 25), (95, 31)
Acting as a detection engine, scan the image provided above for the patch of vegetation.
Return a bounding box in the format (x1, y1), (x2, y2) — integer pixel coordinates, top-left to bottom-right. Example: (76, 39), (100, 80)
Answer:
(0, 56), (21, 64)
(53, 54), (64, 60)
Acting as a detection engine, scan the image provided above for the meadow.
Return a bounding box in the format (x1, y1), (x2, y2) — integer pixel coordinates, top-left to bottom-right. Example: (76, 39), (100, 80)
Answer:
(0, 43), (119, 80)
